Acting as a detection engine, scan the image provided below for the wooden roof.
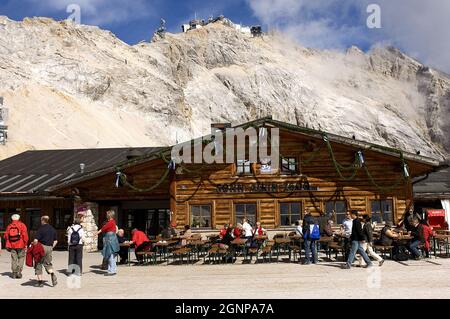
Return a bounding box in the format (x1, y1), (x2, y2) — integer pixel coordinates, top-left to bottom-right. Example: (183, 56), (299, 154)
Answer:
(0, 147), (163, 196)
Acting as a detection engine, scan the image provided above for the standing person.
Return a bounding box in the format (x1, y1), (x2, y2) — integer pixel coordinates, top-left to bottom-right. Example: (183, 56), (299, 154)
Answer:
(67, 217), (84, 275)
(129, 228), (152, 264)
(341, 211), (353, 260)
(4, 214), (29, 279)
(358, 215), (384, 267)
(34, 215), (58, 287)
(342, 210), (373, 269)
(420, 219), (433, 258)
(97, 210), (119, 276)
(242, 218), (253, 239)
(408, 218), (424, 260)
(302, 213), (320, 264)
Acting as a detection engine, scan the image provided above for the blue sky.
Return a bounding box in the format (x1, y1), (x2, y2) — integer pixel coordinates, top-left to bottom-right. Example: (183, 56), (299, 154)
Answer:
(1, 0), (449, 73)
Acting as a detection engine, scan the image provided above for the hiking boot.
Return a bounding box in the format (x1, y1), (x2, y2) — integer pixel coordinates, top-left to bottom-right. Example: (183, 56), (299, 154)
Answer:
(16, 272), (23, 279)
(12, 272), (17, 279)
(51, 273), (58, 286)
(35, 280), (44, 288)
(379, 259), (385, 267)
(342, 264), (351, 269)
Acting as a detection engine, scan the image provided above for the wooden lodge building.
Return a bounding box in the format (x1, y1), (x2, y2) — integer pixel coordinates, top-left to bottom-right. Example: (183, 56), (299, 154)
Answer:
(0, 117), (445, 247)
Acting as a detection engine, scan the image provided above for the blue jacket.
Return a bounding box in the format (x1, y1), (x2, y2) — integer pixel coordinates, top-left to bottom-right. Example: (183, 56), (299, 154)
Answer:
(102, 232), (120, 259)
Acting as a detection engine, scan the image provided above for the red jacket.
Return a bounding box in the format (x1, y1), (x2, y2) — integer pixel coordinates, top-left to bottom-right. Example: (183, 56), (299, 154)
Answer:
(101, 219), (117, 233)
(4, 221), (29, 249)
(422, 224), (433, 251)
(132, 230), (150, 248)
(233, 228), (241, 239)
(26, 243), (45, 267)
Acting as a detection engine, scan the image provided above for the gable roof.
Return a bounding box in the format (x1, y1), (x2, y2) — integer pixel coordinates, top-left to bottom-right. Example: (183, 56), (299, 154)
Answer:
(414, 167), (450, 199)
(46, 117), (443, 192)
(0, 147), (163, 195)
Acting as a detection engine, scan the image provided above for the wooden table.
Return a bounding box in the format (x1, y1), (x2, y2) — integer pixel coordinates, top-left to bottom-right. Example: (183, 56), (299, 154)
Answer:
(154, 240), (177, 262)
(231, 238), (248, 258)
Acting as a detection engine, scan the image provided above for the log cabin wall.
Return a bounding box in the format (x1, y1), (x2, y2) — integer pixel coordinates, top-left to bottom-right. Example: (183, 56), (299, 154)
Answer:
(172, 128), (425, 230)
(0, 197), (73, 246)
(49, 128), (434, 232)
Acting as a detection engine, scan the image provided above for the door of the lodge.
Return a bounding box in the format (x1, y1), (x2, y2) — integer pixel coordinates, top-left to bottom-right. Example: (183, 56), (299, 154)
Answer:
(123, 209), (170, 237)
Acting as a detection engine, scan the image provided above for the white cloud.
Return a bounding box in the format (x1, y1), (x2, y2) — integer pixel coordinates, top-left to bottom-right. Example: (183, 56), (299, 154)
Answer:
(247, 0), (450, 73)
(24, 0), (156, 26)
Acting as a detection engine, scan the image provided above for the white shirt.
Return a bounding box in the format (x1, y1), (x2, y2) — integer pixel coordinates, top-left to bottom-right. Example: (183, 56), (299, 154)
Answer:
(242, 222), (253, 237)
(295, 225), (303, 236)
(67, 224), (84, 245)
(343, 218), (353, 238)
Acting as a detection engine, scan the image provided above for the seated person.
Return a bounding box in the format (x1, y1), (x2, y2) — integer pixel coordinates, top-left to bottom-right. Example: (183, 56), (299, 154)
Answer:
(161, 222), (178, 239)
(129, 228), (152, 263)
(323, 219), (335, 237)
(294, 220), (303, 236)
(254, 222), (266, 236)
(180, 225), (192, 246)
(220, 227), (234, 249)
(219, 224), (229, 239)
(376, 221), (399, 246)
(233, 223), (243, 239)
(408, 218), (424, 260)
(117, 229), (129, 264)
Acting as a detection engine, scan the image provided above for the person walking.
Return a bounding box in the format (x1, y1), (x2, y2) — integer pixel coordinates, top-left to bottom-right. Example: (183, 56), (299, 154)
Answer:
(67, 217), (84, 275)
(4, 214), (29, 279)
(358, 215), (384, 267)
(342, 210), (373, 269)
(341, 211), (353, 260)
(97, 210), (120, 276)
(34, 215), (58, 287)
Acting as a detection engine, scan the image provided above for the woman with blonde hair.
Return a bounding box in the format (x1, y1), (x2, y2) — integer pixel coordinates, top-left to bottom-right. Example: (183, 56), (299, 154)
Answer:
(97, 210), (120, 276)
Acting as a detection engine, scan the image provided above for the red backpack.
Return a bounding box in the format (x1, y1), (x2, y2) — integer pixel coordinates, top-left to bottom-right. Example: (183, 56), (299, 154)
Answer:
(8, 225), (21, 243)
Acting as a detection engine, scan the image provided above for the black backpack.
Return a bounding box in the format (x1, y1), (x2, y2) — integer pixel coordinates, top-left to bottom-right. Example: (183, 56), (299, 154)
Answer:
(69, 226), (82, 246)
(393, 246), (410, 261)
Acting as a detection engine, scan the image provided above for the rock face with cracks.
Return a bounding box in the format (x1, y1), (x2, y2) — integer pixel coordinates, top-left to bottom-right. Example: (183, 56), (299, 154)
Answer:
(0, 16), (449, 161)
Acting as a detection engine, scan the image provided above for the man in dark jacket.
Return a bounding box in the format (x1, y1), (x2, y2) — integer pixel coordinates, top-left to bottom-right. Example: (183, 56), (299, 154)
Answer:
(33, 216), (58, 287)
(342, 210), (373, 269)
(408, 218), (424, 259)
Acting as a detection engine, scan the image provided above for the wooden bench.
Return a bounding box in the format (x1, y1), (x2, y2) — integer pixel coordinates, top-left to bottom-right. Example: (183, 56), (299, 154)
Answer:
(289, 245), (301, 262)
(172, 247), (192, 264)
(373, 245), (394, 259)
(135, 251), (157, 265)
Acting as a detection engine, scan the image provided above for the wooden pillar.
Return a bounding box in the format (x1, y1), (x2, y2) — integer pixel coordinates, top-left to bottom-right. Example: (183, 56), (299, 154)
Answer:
(169, 169), (177, 224)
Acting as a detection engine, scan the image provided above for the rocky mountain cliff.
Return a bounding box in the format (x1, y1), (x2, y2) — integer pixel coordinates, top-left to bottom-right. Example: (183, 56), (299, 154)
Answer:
(0, 16), (449, 161)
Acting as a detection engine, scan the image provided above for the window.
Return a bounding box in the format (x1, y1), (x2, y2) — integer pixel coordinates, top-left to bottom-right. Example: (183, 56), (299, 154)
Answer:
(235, 203), (257, 225)
(146, 209), (170, 235)
(190, 205), (212, 229)
(325, 201), (347, 224)
(371, 200), (393, 224)
(281, 157), (298, 174)
(26, 209), (42, 231)
(54, 208), (73, 229)
(280, 203), (302, 227)
(236, 159), (251, 175)
(0, 210), (5, 230)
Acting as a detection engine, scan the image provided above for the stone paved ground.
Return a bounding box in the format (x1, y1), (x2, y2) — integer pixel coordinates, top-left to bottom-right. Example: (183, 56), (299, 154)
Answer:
(1, 250), (449, 299)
